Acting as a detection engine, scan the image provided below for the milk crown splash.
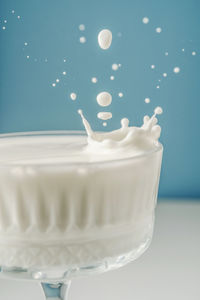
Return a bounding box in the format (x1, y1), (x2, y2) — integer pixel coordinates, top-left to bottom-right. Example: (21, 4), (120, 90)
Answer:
(78, 107), (163, 154)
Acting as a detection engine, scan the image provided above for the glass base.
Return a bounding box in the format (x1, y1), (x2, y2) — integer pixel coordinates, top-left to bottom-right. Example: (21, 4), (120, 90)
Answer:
(41, 282), (71, 300)
(0, 229), (153, 299)
(0, 236), (151, 283)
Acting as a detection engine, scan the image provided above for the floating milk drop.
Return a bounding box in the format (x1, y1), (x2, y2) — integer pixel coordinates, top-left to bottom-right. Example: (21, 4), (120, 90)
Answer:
(26, 55), (30, 59)
(79, 24), (85, 31)
(80, 36), (86, 43)
(63, 59), (66, 62)
(163, 73), (167, 77)
(103, 122), (107, 127)
(145, 98), (150, 103)
(2, 26), (6, 30)
(91, 77), (98, 83)
(97, 112), (112, 120)
(110, 75), (115, 80)
(154, 107), (163, 115)
(142, 17), (149, 24)
(182, 48), (185, 52)
(52, 83), (56, 87)
(173, 67), (180, 74)
(11, 10), (15, 14)
(56, 79), (60, 83)
(96, 92), (112, 107)
(62, 71), (66, 75)
(156, 85), (160, 89)
(24, 42), (28, 46)
(118, 92), (123, 98)
(17, 16), (21, 19)
(112, 63), (119, 71)
(192, 51), (196, 56)
(98, 29), (112, 50)
(156, 27), (162, 33)
(4, 20), (7, 23)
(70, 93), (77, 101)
(165, 52), (168, 56)
(151, 65), (155, 69)
(118, 64), (122, 67)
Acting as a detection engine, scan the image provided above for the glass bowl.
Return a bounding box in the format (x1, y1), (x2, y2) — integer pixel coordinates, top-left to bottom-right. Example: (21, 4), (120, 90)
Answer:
(0, 131), (163, 299)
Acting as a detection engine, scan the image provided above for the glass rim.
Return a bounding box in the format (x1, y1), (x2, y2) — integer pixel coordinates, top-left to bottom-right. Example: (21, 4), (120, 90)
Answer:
(0, 130), (163, 168)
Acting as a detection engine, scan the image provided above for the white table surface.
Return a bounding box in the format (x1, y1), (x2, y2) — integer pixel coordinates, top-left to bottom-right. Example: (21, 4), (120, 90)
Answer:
(0, 200), (199, 300)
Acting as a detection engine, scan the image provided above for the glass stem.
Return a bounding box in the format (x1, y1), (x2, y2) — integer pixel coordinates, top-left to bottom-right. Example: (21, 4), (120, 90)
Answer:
(41, 281), (71, 300)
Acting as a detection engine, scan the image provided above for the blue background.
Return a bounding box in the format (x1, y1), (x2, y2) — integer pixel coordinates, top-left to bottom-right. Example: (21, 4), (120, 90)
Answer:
(0, 0), (199, 198)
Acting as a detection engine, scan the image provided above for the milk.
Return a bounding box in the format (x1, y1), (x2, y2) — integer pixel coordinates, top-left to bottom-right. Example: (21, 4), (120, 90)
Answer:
(0, 129), (162, 268)
(98, 29), (112, 50)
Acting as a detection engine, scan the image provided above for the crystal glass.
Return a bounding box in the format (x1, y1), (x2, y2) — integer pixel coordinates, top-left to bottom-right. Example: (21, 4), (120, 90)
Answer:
(0, 131), (163, 299)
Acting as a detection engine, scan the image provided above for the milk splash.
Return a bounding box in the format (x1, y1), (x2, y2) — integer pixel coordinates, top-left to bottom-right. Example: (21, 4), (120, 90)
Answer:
(78, 107), (162, 154)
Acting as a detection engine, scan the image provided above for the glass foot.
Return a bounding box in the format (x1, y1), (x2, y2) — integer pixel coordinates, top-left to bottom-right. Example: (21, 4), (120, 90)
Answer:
(41, 281), (71, 300)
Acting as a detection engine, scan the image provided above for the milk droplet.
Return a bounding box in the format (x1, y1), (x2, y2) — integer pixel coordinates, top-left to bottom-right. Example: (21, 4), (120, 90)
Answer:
(156, 85), (160, 89)
(112, 63), (119, 71)
(151, 65), (155, 69)
(110, 75), (115, 80)
(2, 26), (6, 30)
(192, 51), (196, 56)
(98, 29), (112, 50)
(118, 64), (122, 67)
(173, 67), (180, 74)
(143, 116), (150, 125)
(121, 118), (129, 128)
(96, 92), (112, 107)
(26, 55), (30, 59)
(91, 77), (98, 83)
(62, 71), (66, 75)
(154, 106), (163, 115)
(118, 92), (123, 98)
(142, 17), (149, 24)
(24, 42), (28, 46)
(80, 36), (86, 43)
(165, 52), (168, 56)
(70, 93), (77, 101)
(79, 24), (85, 31)
(145, 98), (150, 103)
(163, 73), (167, 77)
(63, 59), (66, 62)
(17, 16), (21, 19)
(11, 10), (15, 14)
(182, 48), (185, 52)
(4, 20), (7, 23)
(103, 122), (107, 127)
(52, 83), (56, 87)
(56, 79), (60, 83)
(97, 112), (112, 120)
(156, 27), (162, 33)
